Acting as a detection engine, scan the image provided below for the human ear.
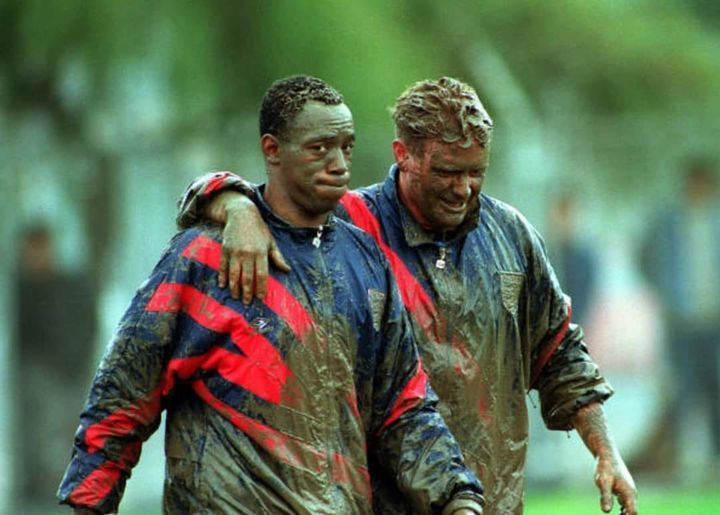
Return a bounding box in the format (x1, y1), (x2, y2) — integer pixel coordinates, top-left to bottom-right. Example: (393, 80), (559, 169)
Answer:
(392, 139), (410, 165)
(261, 134), (281, 166)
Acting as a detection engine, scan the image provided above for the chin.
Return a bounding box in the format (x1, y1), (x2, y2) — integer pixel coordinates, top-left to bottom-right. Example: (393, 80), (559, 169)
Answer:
(316, 188), (347, 204)
(435, 213), (466, 230)
(311, 198), (342, 216)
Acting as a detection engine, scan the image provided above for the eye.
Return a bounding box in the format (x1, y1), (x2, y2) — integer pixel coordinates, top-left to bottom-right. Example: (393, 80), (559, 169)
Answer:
(469, 169), (486, 178)
(342, 140), (355, 153)
(309, 143), (328, 153)
(432, 169), (455, 178)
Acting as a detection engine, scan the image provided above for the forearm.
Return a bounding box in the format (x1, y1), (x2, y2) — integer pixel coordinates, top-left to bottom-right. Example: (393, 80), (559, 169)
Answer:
(572, 402), (618, 459)
(176, 171), (256, 228)
(572, 401), (638, 514)
(206, 190), (257, 223)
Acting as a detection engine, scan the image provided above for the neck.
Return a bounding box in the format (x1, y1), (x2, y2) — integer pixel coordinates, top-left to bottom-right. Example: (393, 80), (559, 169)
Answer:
(263, 181), (329, 227)
(396, 169), (435, 232)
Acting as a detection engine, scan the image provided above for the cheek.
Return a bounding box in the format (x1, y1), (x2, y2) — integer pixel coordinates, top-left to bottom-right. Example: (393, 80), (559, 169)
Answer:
(298, 162), (322, 181)
(428, 177), (454, 196)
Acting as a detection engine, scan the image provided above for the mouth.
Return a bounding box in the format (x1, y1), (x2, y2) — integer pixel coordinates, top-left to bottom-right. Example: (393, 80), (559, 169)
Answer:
(317, 180), (348, 188)
(439, 198), (467, 214)
(315, 181), (349, 199)
(316, 176), (350, 190)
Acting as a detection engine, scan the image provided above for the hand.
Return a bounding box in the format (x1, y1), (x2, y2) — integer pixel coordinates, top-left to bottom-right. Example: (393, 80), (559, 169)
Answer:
(594, 452), (637, 515)
(441, 496), (484, 515)
(210, 192), (291, 303)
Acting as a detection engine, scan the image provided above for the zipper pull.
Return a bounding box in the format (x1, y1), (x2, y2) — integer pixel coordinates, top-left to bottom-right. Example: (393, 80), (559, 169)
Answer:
(435, 246), (447, 269)
(312, 225), (324, 248)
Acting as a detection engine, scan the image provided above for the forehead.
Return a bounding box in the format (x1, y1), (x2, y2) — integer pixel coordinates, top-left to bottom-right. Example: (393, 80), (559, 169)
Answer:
(422, 140), (490, 168)
(285, 101), (354, 141)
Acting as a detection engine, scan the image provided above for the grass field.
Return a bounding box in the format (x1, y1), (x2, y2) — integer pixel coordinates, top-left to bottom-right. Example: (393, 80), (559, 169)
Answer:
(524, 486), (720, 514)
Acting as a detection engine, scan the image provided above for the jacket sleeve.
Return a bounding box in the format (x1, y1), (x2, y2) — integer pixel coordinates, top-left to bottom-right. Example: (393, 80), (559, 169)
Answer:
(176, 171), (356, 229)
(56, 231), (211, 513)
(176, 171), (257, 229)
(370, 269), (485, 514)
(523, 223), (614, 430)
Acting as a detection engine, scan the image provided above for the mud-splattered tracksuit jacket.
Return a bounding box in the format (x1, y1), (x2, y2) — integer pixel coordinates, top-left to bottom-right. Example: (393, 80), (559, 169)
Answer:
(57, 190), (484, 514)
(178, 168), (615, 515)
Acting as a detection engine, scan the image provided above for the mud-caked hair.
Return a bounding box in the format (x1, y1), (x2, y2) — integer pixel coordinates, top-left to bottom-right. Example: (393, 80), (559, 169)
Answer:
(392, 77), (493, 155)
(259, 75), (344, 139)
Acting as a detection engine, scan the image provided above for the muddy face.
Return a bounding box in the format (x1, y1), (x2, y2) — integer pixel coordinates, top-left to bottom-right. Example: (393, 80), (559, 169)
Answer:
(397, 139), (489, 232)
(264, 101), (355, 227)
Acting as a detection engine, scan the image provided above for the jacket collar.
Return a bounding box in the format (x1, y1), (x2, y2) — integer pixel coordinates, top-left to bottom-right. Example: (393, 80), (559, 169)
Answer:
(380, 164), (481, 247)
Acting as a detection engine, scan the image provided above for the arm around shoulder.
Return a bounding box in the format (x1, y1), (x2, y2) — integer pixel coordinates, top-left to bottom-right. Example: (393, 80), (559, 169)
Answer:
(176, 171), (290, 302)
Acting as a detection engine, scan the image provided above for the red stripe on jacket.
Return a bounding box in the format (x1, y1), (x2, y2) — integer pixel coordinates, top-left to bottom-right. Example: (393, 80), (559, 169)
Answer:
(181, 235), (314, 340)
(380, 360), (429, 431)
(331, 451), (372, 501)
(84, 391), (162, 452)
(192, 380), (322, 468)
(203, 172), (235, 196)
(192, 380), (369, 497)
(340, 192), (438, 333)
(530, 300), (572, 386)
(69, 438), (142, 506)
(147, 282), (291, 404)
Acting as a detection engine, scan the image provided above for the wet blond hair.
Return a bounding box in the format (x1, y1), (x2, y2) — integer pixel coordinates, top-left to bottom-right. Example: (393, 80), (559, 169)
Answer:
(391, 77), (493, 155)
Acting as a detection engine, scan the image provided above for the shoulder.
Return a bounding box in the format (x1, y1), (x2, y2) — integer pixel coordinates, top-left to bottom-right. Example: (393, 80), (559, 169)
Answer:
(481, 193), (528, 223)
(157, 223), (224, 268)
(339, 184), (384, 215)
(332, 217), (389, 268)
(353, 182), (384, 204)
(480, 194), (540, 239)
(334, 217), (383, 253)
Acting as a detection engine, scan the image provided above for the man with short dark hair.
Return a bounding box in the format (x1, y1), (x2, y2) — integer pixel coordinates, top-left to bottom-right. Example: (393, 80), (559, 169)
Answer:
(58, 75), (485, 515)
(179, 77), (638, 514)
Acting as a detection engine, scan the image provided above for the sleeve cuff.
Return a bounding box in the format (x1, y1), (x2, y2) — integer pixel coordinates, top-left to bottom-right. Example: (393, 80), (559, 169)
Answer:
(442, 497), (485, 514)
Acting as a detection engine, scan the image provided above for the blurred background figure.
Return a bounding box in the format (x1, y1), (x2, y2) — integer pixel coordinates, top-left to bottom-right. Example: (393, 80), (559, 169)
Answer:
(14, 223), (97, 513)
(638, 157), (720, 483)
(546, 192), (598, 327)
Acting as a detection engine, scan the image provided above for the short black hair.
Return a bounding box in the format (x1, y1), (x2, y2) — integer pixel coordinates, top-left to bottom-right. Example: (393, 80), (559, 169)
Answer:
(259, 75), (344, 139)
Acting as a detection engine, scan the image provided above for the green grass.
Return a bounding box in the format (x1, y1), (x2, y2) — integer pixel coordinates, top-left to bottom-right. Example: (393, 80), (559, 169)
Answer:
(525, 486), (720, 514)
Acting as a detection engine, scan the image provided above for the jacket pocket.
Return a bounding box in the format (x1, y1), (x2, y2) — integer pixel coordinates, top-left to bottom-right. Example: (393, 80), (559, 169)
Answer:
(498, 271), (524, 317)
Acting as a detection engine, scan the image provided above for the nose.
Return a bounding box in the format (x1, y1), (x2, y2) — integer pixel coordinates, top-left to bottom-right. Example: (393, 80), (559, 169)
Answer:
(451, 173), (472, 199)
(326, 147), (349, 175)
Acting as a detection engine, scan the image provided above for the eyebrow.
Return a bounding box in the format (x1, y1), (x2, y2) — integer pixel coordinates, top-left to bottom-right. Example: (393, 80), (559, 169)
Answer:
(303, 132), (355, 144)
